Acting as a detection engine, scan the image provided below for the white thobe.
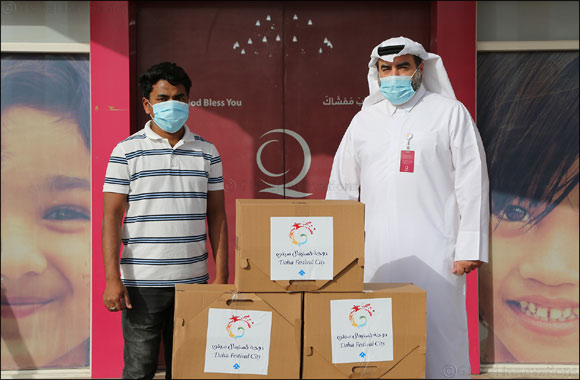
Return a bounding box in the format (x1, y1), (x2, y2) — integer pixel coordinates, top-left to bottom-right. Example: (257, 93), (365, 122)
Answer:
(326, 85), (489, 379)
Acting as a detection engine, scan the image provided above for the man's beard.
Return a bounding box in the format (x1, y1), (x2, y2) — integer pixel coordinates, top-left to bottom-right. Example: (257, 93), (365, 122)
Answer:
(411, 70), (423, 91)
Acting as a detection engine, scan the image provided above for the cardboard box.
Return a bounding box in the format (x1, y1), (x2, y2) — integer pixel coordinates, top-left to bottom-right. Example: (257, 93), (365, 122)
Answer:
(235, 199), (365, 292)
(172, 284), (302, 379)
(302, 283), (426, 379)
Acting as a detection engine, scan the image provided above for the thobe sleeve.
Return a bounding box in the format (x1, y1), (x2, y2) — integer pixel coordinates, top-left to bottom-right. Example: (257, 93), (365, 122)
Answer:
(449, 103), (490, 263)
(326, 124), (361, 200)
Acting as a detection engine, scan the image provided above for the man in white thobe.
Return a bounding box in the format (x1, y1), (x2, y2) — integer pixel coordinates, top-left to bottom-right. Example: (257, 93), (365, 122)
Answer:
(326, 36), (489, 379)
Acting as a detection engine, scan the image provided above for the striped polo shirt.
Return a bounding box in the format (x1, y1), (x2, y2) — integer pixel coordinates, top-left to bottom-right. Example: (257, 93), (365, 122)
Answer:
(103, 121), (224, 287)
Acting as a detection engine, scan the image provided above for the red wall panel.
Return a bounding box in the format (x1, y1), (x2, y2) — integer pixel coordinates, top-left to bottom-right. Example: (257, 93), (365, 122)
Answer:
(282, 2), (430, 199)
(431, 1), (480, 374)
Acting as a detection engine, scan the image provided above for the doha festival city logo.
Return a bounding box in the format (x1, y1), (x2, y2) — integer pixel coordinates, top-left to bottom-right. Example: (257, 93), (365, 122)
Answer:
(288, 221), (316, 247)
(330, 298), (393, 364)
(226, 315), (254, 339)
(205, 308), (273, 375)
(271, 216), (333, 280)
(348, 304), (375, 328)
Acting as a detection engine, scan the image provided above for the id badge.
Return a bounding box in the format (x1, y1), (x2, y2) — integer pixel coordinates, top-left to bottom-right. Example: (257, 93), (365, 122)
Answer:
(400, 150), (415, 173)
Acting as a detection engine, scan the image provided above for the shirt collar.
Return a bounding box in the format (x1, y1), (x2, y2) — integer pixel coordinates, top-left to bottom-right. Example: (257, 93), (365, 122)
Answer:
(144, 120), (197, 142)
(384, 84), (427, 115)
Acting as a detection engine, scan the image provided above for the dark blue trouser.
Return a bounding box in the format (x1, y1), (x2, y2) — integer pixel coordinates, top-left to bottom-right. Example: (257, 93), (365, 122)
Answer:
(121, 287), (175, 379)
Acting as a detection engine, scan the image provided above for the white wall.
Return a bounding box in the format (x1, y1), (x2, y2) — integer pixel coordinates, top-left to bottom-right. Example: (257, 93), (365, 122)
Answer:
(1, 1), (89, 52)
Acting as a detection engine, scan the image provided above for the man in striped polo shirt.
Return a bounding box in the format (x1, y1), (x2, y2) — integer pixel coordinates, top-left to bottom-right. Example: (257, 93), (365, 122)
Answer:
(102, 62), (228, 379)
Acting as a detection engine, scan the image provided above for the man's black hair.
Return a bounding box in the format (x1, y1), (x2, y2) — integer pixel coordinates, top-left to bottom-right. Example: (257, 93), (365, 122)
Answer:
(412, 55), (423, 67)
(139, 62), (192, 100)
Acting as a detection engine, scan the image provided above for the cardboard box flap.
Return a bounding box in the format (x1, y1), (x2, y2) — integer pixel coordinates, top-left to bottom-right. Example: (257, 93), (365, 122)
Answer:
(304, 346), (347, 378)
(256, 292), (303, 346)
(190, 293), (278, 316)
(175, 285), (288, 325)
(256, 292), (300, 326)
(375, 344), (425, 378)
(174, 284), (237, 322)
(239, 259), (364, 292)
(304, 340), (421, 378)
(174, 286), (301, 334)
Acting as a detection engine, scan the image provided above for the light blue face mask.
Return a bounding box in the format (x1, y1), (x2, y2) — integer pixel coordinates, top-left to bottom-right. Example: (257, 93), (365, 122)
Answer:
(379, 68), (419, 105)
(148, 100), (189, 133)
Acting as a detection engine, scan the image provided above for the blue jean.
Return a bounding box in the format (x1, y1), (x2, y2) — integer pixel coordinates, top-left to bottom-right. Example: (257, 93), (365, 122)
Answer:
(121, 287), (175, 379)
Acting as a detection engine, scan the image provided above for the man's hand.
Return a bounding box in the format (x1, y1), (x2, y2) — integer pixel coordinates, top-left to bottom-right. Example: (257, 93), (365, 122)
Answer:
(102, 192), (130, 312)
(452, 260), (483, 276)
(103, 278), (132, 312)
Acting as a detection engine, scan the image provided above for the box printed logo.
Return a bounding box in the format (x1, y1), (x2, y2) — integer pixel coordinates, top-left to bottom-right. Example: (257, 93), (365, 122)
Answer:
(226, 315), (254, 339)
(349, 304), (375, 328)
(205, 308), (272, 375)
(289, 221), (316, 246)
(330, 298), (393, 364)
(271, 216), (333, 280)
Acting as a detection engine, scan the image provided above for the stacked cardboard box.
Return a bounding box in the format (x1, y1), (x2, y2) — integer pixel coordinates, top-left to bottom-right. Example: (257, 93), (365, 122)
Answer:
(235, 199), (365, 292)
(172, 284), (302, 379)
(172, 199), (426, 379)
(302, 283), (426, 379)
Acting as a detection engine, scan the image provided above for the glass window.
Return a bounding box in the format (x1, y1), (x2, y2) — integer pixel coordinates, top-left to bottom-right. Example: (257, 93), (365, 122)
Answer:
(1, 1), (89, 52)
(477, 1), (579, 41)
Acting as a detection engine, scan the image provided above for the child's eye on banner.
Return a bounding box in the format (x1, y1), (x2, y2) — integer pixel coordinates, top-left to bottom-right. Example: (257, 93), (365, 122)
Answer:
(498, 204), (529, 222)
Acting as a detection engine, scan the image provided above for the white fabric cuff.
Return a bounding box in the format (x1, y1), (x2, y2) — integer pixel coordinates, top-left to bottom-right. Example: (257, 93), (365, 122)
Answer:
(454, 230), (488, 262)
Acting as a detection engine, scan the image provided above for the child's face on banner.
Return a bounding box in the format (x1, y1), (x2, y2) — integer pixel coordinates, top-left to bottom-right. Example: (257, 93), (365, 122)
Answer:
(480, 170), (579, 363)
(1, 106), (91, 368)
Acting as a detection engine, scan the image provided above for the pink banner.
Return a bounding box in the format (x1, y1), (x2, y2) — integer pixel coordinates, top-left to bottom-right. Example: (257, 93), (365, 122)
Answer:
(90, 1), (132, 378)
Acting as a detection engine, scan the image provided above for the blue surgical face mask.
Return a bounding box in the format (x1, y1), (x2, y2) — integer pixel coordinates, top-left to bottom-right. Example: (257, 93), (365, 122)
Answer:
(379, 68), (419, 105)
(148, 100), (189, 133)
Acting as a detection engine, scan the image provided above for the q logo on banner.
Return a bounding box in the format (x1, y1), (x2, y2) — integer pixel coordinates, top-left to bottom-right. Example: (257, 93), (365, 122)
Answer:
(226, 315), (254, 339)
(257, 129), (312, 198)
(349, 304), (375, 328)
